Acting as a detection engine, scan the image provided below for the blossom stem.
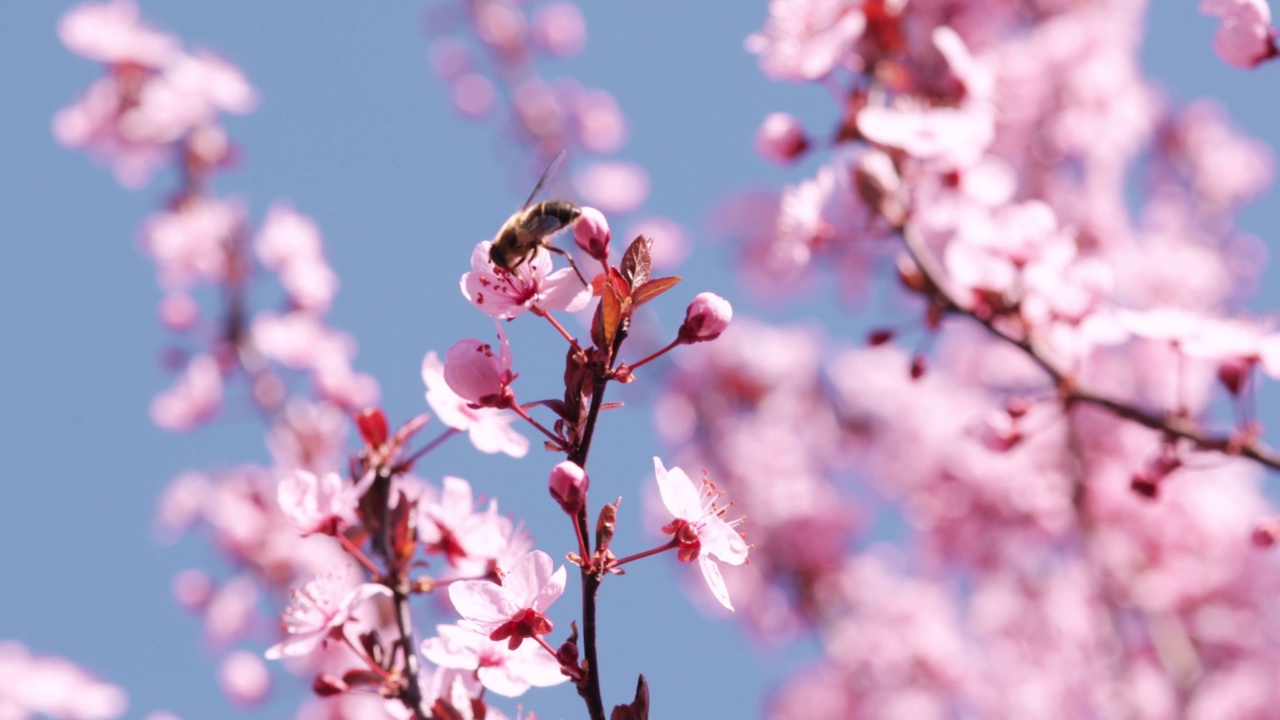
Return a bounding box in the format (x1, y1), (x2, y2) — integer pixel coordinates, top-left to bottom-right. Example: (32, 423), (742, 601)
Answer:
(395, 427), (461, 473)
(569, 369), (610, 720)
(368, 467), (428, 720)
(535, 307), (580, 346)
(336, 532), (381, 577)
(624, 338), (681, 373)
(507, 402), (565, 447)
(610, 539), (679, 568)
(340, 633), (392, 681)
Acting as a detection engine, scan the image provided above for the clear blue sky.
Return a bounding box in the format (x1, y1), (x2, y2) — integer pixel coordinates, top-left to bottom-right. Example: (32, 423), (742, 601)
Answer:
(2, 3), (1278, 718)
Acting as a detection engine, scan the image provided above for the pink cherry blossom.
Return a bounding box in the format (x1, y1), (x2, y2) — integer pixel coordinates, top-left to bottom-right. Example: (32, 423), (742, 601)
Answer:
(264, 566), (392, 660)
(0, 641), (128, 720)
(59, 1), (178, 67)
(530, 2), (586, 57)
(745, 0), (867, 81)
(149, 353), (223, 431)
(1202, 0), (1277, 68)
(202, 575), (258, 647)
(572, 88), (627, 154)
(422, 623), (568, 697)
(418, 476), (513, 576)
(755, 112), (809, 164)
(448, 550), (566, 649)
(141, 198), (245, 291)
(573, 161), (649, 214)
(444, 324), (515, 407)
(653, 457), (749, 611)
(461, 241), (591, 320)
(276, 469), (374, 536)
(422, 351), (529, 457)
(217, 650), (270, 707)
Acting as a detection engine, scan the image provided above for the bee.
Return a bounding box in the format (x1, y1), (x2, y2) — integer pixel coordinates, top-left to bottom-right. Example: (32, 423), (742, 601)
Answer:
(489, 152), (588, 285)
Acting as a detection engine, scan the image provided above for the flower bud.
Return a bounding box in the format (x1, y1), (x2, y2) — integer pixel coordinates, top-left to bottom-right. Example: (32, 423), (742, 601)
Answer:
(677, 292), (733, 344)
(355, 408), (389, 447)
(573, 206), (611, 262)
(754, 112), (809, 165)
(549, 460), (589, 516)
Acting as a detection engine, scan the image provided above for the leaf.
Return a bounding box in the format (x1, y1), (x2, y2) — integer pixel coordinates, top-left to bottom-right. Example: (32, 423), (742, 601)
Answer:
(621, 235), (653, 289)
(631, 276), (682, 307)
(598, 279), (623, 352)
(609, 675), (649, 720)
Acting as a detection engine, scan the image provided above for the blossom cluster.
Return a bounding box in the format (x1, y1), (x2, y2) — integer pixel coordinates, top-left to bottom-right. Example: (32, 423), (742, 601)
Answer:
(652, 1), (1280, 716)
(50, 4), (745, 717)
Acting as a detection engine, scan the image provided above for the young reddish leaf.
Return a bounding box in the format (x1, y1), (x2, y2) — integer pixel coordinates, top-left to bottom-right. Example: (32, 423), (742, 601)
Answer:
(631, 276), (682, 307)
(598, 280), (624, 352)
(621, 235), (653, 289)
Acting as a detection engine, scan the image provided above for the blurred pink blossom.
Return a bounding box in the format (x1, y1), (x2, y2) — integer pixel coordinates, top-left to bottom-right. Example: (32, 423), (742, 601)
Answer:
(531, 2), (587, 57)
(745, 0), (866, 81)
(149, 353), (223, 431)
(217, 651), (271, 708)
(421, 624), (567, 698)
(0, 641), (128, 720)
(264, 566), (391, 660)
(573, 162), (649, 214)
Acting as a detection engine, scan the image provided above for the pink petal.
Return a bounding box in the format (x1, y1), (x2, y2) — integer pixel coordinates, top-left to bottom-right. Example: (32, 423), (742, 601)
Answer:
(697, 554), (734, 611)
(653, 457), (701, 521)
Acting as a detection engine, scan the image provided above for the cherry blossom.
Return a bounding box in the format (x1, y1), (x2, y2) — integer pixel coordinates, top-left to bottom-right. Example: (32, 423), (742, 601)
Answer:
(276, 469), (374, 536)
(443, 324), (515, 407)
(653, 457), (748, 611)
(422, 350), (529, 457)
(0, 641), (128, 720)
(754, 112), (809, 164)
(264, 566), (391, 660)
(421, 623), (567, 697)
(461, 241), (591, 320)
(745, 0), (867, 81)
(149, 353), (222, 431)
(418, 476), (512, 576)
(448, 550), (566, 649)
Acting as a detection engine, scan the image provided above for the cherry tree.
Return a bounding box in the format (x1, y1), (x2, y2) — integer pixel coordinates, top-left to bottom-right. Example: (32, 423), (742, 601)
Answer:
(13, 0), (1280, 718)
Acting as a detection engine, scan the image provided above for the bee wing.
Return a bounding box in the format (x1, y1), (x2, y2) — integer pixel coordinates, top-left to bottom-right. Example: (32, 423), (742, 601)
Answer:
(521, 149), (568, 209)
(519, 211), (572, 239)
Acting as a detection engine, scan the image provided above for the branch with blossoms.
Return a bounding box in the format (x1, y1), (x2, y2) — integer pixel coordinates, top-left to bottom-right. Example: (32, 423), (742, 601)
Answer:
(54, 2), (747, 718)
(445, 211), (746, 719)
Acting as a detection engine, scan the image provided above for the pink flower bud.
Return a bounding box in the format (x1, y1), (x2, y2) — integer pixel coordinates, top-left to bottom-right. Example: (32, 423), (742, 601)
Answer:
(754, 112), (809, 165)
(678, 292), (733, 343)
(549, 460), (589, 515)
(443, 324), (515, 407)
(574, 206), (611, 261)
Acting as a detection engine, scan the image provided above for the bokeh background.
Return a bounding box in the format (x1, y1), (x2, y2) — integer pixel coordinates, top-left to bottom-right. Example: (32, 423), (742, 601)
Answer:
(1, 2), (1278, 718)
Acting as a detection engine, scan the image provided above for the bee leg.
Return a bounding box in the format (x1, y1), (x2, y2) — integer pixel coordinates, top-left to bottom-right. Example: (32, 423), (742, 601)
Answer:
(546, 245), (588, 286)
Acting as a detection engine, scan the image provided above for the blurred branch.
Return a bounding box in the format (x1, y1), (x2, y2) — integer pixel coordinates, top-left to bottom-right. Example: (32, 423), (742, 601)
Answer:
(898, 225), (1280, 473)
